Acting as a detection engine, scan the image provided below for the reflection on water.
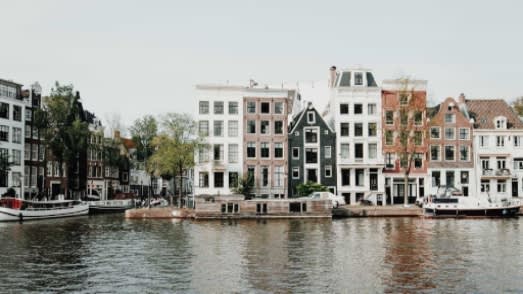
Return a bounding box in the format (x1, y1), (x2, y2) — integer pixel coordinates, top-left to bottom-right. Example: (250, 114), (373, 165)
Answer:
(0, 216), (522, 293)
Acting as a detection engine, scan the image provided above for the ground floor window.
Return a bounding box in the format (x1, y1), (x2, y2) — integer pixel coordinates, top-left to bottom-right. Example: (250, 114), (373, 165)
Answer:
(221, 202), (239, 214)
(214, 172), (224, 188)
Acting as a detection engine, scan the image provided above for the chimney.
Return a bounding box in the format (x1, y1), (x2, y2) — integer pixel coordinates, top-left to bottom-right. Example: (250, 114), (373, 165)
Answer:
(458, 93), (466, 104)
(329, 66), (337, 88)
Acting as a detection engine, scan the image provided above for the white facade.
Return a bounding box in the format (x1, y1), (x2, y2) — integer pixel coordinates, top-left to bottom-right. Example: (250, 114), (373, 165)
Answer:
(193, 85), (245, 196)
(327, 67), (385, 205)
(0, 80), (25, 197)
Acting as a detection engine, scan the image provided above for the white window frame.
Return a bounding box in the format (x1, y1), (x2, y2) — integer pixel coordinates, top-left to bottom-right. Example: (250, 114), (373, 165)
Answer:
(292, 167), (300, 179)
(324, 146), (331, 159)
(325, 165), (332, 178)
(459, 128), (470, 140)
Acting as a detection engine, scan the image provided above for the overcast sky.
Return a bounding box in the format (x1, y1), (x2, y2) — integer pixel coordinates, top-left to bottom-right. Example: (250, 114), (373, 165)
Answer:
(2, 0), (523, 131)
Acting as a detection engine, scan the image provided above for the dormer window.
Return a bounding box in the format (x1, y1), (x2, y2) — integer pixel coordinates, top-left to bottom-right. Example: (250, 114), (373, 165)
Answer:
(307, 111), (315, 124)
(495, 117), (506, 129)
(339, 72), (351, 87)
(354, 72), (363, 86)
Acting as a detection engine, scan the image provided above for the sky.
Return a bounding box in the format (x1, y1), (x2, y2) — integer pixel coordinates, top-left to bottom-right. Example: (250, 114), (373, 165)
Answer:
(2, 0), (523, 132)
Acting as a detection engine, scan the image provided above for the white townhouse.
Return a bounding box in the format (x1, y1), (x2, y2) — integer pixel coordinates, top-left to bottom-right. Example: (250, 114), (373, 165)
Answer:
(0, 79), (26, 198)
(466, 99), (523, 199)
(327, 66), (385, 205)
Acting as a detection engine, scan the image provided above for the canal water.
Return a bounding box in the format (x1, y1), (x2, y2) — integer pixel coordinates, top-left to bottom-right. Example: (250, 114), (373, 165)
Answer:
(0, 215), (522, 293)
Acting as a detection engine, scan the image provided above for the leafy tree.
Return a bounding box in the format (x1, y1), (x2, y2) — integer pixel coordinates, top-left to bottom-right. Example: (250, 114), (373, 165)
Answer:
(129, 115), (157, 204)
(232, 173), (254, 199)
(512, 96), (523, 116)
(41, 82), (90, 199)
(148, 113), (200, 207)
(296, 181), (328, 197)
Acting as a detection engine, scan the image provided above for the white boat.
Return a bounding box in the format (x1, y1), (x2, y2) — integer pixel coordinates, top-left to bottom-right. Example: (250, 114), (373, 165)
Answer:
(0, 197), (89, 222)
(84, 199), (135, 214)
(424, 186), (521, 218)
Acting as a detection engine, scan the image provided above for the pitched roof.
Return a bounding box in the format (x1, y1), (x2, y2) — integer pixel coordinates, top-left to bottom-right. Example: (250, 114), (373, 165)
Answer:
(465, 99), (523, 129)
(122, 138), (136, 149)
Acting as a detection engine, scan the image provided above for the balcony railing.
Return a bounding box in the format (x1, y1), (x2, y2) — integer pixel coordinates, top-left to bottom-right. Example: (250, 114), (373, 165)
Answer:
(482, 169), (511, 177)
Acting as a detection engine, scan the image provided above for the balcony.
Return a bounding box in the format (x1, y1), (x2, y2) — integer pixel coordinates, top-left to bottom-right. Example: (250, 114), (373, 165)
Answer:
(481, 168), (511, 178)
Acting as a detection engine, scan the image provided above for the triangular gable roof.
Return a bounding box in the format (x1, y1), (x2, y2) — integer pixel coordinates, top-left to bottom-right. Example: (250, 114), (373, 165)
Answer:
(289, 103), (335, 134)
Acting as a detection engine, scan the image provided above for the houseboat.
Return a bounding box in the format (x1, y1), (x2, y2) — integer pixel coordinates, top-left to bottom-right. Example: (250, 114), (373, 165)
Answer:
(192, 195), (332, 219)
(85, 199), (135, 214)
(0, 197), (89, 222)
(424, 186), (520, 217)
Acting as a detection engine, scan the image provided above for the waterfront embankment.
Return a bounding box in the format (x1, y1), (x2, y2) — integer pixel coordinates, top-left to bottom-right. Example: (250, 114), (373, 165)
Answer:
(333, 205), (423, 218)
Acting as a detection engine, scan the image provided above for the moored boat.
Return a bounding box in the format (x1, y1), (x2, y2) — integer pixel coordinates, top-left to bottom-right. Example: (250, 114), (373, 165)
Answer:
(0, 197), (89, 222)
(424, 186), (520, 218)
(85, 199), (135, 214)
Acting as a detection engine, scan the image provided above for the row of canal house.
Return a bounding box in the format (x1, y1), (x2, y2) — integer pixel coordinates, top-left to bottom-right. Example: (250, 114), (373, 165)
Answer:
(193, 67), (523, 205)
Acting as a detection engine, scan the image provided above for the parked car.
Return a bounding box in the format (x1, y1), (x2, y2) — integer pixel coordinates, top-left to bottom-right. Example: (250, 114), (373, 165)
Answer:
(307, 192), (346, 208)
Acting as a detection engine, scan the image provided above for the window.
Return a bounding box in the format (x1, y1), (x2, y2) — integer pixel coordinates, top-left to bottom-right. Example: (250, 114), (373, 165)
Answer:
(25, 107), (32, 121)
(228, 120), (238, 137)
(355, 169), (364, 186)
(461, 171), (469, 184)
(213, 121), (223, 136)
(274, 121), (283, 134)
(12, 149), (21, 166)
(480, 136), (488, 147)
(199, 172), (209, 188)
(247, 120), (256, 134)
(368, 143), (377, 159)
(247, 142), (256, 158)
(414, 131), (422, 145)
(213, 144), (224, 161)
(260, 121), (269, 134)
(247, 101), (256, 113)
(459, 145), (469, 161)
(445, 113), (455, 123)
(368, 104), (376, 115)
(497, 157), (506, 170)
(305, 128), (318, 143)
(13, 105), (21, 121)
(228, 144), (238, 163)
(385, 153), (395, 168)
(12, 127), (22, 144)
(496, 119), (506, 129)
(214, 101), (224, 114)
(431, 145), (440, 161)
(214, 172), (224, 188)
(198, 148), (208, 163)
(340, 123), (349, 137)
(399, 93), (409, 105)
(199, 101), (209, 114)
(514, 136), (523, 147)
(445, 145), (455, 161)
(261, 102), (270, 114)
(261, 142), (270, 158)
(459, 128), (469, 140)
(354, 73), (363, 85)
(274, 102), (283, 114)
(481, 180), (490, 192)
(292, 147), (299, 159)
(307, 111), (315, 123)
(368, 123), (377, 137)
(305, 148), (318, 163)
(199, 121), (209, 136)
(446, 171), (455, 187)
(385, 111), (394, 125)
(414, 111), (423, 125)
(385, 130), (393, 145)
(261, 167), (269, 187)
(229, 172), (238, 188)
(272, 143), (283, 158)
(481, 158), (490, 170)
(0, 103), (9, 119)
(274, 166), (284, 187)
(414, 153), (422, 168)
(498, 180), (506, 193)
(325, 166), (332, 177)
(340, 144), (350, 159)
(354, 104), (363, 114)
(24, 144), (30, 161)
(400, 110), (408, 126)
(32, 127), (38, 139)
(432, 171), (441, 187)
(341, 169), (350, 186)
(354, 123), (363, 136)
(325, 146), (332, 159)
(228, 102), (238, 114)
(292, 167), (300, 179)
(496, 136), (505, 147)
(0, 125), (8, 142)
(431, 127), (441, 139)
(340, 103), (349, 114)
(354, 143), (364, 160)
(445, 128), (455, 140)
(38, 145), (45, 161)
